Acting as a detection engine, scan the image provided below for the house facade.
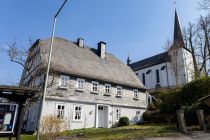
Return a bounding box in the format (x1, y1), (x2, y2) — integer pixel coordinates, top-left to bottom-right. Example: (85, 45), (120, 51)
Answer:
(20, 38), (148, 131)
(129, 10), (194, 91)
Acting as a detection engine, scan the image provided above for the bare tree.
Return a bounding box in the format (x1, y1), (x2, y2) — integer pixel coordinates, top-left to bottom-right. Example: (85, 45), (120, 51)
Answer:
(183, 23), (201, 78)
(198, 0), (210, 11)
(0, 39), (57, 108)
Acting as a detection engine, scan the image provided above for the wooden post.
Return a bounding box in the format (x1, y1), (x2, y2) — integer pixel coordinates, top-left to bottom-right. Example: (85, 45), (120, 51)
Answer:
(176, 110), (188, 133)
(15, 101), (25, 140)
(196, 110), (206, 130)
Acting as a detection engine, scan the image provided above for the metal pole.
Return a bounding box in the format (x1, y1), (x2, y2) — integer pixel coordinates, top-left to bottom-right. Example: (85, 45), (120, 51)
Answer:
(36, 1), (68, 139)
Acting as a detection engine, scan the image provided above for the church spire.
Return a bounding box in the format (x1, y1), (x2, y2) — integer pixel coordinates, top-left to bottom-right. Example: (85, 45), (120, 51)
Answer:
(173, 9), (184, 48)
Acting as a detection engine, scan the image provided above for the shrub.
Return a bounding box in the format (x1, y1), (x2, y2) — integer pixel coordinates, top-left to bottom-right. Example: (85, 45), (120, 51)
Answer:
(41, 115), (63, 140)
(118, 116), (129, 127)
(158, 90), (181, 113)
(143, 110), (177, 124)
(181, 77), (210, 106)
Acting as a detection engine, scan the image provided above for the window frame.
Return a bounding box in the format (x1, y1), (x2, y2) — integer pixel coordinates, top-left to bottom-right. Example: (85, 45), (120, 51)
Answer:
(59, 75), (69, 88)
(56, 104), (65, 119)
(92, 81), (99, 92)
(76, 78), (85, 90)
(116, 108), (121, 121)
(133, 89), (139, 99)
(104, 84), (111, 94)
(116, 86), (122, 97)
(73, 104), (82, 121)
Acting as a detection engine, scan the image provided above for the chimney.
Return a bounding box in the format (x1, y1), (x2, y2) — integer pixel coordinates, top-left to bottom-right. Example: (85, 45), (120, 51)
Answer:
(77, 38), (84, 48)
(98, 41), (106, 59)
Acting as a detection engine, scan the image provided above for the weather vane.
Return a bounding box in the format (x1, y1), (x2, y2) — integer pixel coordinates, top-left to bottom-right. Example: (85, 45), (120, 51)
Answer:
(174, 0), (176, 8)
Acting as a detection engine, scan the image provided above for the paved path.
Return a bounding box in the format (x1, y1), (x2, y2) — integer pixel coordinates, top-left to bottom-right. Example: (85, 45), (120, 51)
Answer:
(143, 132), (210, 140)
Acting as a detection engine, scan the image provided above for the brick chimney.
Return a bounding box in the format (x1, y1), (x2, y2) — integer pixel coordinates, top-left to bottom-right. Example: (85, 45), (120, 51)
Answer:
(98, 41), (106, 59)
(77, 38), (84, 48)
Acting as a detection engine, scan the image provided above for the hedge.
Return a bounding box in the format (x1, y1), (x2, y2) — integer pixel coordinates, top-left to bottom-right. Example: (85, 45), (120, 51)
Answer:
(181, 77), (210, 106)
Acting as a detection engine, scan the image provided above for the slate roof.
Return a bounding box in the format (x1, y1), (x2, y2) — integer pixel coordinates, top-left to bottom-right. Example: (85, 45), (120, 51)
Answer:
(38, 37), (145, 89)
(129, 52), (170, 71)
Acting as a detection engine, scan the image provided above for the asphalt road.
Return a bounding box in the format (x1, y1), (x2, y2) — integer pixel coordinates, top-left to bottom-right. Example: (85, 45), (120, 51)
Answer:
(143, 131), (210, 140)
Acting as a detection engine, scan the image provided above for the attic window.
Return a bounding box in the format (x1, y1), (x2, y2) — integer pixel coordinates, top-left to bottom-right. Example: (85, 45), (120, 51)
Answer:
(92, 81), (99, 92)
(59, 75), (69, 88)
(146, 70), (151, 74)
(161, 65), (166, 70)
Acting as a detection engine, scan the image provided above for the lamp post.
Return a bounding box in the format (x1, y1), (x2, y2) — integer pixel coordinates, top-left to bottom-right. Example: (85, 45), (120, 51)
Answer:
(36, 0), (68, 139)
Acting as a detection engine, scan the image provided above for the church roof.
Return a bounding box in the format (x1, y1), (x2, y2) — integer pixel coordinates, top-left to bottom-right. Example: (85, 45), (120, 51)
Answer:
(173, 9), (185, 48)
(129, 52), (170, 71)
(37, 37), (145, 90)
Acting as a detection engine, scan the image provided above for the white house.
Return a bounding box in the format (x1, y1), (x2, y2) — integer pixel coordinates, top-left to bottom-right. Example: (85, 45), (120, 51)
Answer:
(128, 10), (194, 91)
(20, 37), (148, 131)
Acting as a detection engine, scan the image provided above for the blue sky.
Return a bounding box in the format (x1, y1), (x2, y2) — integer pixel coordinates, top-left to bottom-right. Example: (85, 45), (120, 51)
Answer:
(0, 0), (203, 84)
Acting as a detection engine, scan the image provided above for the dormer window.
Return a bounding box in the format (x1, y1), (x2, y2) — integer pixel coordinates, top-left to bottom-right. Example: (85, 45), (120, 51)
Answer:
(105, 84), (111, 94)
(116, 86), (122, 97)
(92, 81), (99, 92)
(59, 75), (69, 88)
(77, 78), (85, 90)
(133, 89), (139, 99)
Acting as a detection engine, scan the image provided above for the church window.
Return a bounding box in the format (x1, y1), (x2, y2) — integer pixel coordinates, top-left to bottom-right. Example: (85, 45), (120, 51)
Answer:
(142, 73), (145, 85)
(156, 69), (160, 83)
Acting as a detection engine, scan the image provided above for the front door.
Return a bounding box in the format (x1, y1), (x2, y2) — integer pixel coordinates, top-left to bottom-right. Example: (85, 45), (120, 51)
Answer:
(98, 106), (105, 128)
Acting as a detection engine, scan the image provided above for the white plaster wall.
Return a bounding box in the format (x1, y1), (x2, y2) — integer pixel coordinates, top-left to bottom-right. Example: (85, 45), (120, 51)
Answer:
(182, 49), (194, 82)
(134, 48), (194, 89)
(40, 100), (145, 130)
(25, 74), (147, 131)
(42, 100), (96, 130)
(135, 63), (171, 89)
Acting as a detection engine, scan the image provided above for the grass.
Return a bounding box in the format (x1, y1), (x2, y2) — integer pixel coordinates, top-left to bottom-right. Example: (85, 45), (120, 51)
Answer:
(0, 124), (181, 140)
(0, 135), (35, 140)
(61, 124), (182, 140)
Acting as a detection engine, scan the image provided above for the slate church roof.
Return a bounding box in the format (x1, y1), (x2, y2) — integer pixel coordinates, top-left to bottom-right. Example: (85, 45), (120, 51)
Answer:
(37, 37), (145, 90)
(129, 52), (170, 71)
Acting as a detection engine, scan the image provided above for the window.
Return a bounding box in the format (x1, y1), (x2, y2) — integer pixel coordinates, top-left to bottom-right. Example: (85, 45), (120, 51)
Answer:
(146, 70), (151, 74)
(116, 108), (121, 121)
(136, 111), (141, 116)
(77, 78), (85, 90)
(142, 73), (145, 85)
(92, 81), (99, 92)
(60, 75), (69, 88)
(105, 84), (111, 94)
(74, 105), (82, 121)
(56, 104), (65, 119)
(116, 86), (122, 96)
(134, 89), (139, 98)
(98, 106), (103, 110)
(156, 69), (160, 83)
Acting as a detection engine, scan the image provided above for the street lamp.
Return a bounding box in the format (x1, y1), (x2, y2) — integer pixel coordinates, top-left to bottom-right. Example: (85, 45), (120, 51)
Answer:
(36, 0), (68, 139)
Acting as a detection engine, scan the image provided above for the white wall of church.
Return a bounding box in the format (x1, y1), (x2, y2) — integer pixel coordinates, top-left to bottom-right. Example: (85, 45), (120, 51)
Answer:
(134, 48), (194, 90)
(135, 63), (172, 89)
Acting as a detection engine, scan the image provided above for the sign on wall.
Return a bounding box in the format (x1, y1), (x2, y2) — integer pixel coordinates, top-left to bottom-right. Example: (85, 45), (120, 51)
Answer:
(0, 103), (18, 134)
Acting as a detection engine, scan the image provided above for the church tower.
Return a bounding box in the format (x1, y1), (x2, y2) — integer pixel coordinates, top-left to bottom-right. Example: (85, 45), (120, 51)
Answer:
(168, 9), (194, 85)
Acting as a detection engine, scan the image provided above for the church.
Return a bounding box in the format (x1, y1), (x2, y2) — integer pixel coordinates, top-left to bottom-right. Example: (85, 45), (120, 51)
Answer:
(129, 10), (195, 91)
